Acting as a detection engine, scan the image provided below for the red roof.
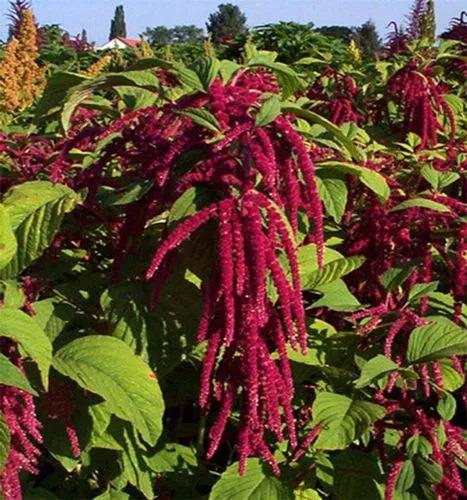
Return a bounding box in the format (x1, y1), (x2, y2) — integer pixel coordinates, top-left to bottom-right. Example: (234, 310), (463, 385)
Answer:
(116, 37), (139, 48)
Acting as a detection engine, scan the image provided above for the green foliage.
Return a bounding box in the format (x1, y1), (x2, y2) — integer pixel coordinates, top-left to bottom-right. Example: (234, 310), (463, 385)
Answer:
(206, 3), (248, 44)
(143, 25), (204, 46)
(109, 5), (127, 40)
(353, 20), (382, 58)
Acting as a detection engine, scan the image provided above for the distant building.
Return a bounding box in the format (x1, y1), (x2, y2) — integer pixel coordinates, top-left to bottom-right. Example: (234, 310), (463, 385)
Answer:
(95, 36), (139, 51)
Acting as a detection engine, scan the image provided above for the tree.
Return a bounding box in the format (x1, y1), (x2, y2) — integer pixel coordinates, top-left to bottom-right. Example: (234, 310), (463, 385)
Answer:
(81, 29), (89, 44)
(206, 3), (247, 44)
(109, 5), (127, 40)
(143, 25), (204, 46)
(316, 25), (353, 43)
(171, 25), (204, 44)
(353, 20), (382, 58)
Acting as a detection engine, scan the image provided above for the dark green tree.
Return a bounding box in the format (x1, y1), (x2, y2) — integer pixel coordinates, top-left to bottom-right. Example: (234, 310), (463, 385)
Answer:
(353, 20), (382, 58)
(143, 25), (204, 45)
(316, 25), (353, 43)
(206, 3), (247, 44)
(81, 28), (88, 44)
(109, 5), (127, 40)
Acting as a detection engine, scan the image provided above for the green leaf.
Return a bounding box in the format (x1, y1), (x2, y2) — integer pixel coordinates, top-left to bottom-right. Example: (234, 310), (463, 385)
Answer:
(282, 105), (365, 162)
(311, 280), (361, 311)
(101, 283), (148, 354)
(210, 458), (293, 500)
(408, 281), (438, 303)
(317, 162), (390, 203)
(312, 392), (385, 450)
(381, 264), (417, 292)
(331, 450), (384, 500)
(0, 353), (37, 395)
(0, 181), (78, 278)
(355, 355), (399, 389)
(407, 321), (467, 363)
(439, 359), (463, 391)
(147, 443), (197, 473)
(1, 280), (25, 309)
(389, 198), (450, 213)
(0, 206), (17, 271)
(255, 95), (281, 127)
(316, 176), (347, 223)
(59, 71), (160, 131)
(396, 460), (415, 492)
(53, 336), (164, 445)
(109, 422), (154, 499)
(303, 256), (365, 290)
(406, 435), (432, 459)
(0, 413), (10, 472)
(413, 457), (442, 485)
(168, 187), (211, 228)
(178, 108), (222, 134)
(219, 60), (242, 83)
(192, 57), (220, 91)
(436, 393), (456, 421)
(0, 308), (52, 389)
(35, 71), (89, 121)
(98, 179), (154, 207)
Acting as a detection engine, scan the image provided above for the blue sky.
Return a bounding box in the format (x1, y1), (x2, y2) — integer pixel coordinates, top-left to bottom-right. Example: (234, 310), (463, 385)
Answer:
(0, 0), (464, 44)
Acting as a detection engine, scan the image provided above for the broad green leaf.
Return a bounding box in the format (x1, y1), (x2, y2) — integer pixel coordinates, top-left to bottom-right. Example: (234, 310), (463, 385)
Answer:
(0, 353), (37, 395)
(355, 355), (399, 389)
(255, 95), (281, 127)
(192, 57), (220, 91)
(439, 359), (463, 391)
(396, 460), (415, 492)
(389, 198), (450, 213)
(210, 458), (293, 500)
(282, 105), (365, 162)
(406, 435), (432, 459)
(408, 281), (438, 303)
(413, 457), (442, 485)
(420, 165), (440, 190)
(178, 108), (222, 134)
(0, 181), (78, 278)
(0, 206), (17, 271)
(114, 86), (157, 110)
(331, 450), (384, 500)
(98, 179), (154, 207)
(381, 264), (417, 292)
(219, 59), (242, 83)
(436, 393), (456, 421)
(0, 308), (52, 389)
(109, 422), (153, 499)
(407, 322), (467, 363)
(101, 283), (148, 354)
(1, 280), (25, 309)
(316, 176), (348, 223)
(53, 336), (164, 445)
(317, 162), (390, 203)
(294, 489), (322, 499)
(0, 413), (10, 472)
(35, 71), (89, 121)
(147, 443), (197, 473)
(168, 186), (211, 228)
(60, 71), (160, 131)
(303, 256), (365, 290)
(312, 392), (385, 449)
(311, 280), (361, 311)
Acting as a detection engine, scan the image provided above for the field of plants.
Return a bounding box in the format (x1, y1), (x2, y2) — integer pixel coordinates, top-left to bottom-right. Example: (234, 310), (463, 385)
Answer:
(0, 1), (466, 499)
